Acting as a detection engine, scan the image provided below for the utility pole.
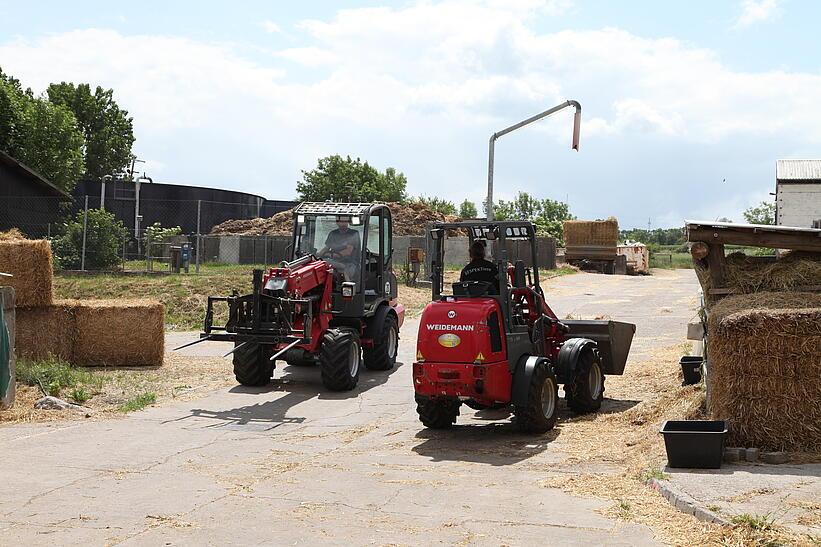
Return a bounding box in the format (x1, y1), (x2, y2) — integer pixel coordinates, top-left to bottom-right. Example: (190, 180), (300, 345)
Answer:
(486, 100), (581, 220)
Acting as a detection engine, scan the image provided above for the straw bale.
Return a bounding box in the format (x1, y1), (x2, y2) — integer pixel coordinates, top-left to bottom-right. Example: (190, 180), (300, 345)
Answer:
(0, 238), (54, 307)
(73, 299), (165, 367)
(563, 218), (619, 247)
(697, 251), (821, 301)
(707, 292), (821, 451)
(14, 300), (76, 361)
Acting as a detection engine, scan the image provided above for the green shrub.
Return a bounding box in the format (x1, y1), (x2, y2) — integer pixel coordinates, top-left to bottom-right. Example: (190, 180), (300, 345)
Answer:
(52, 208), (128, 270)
(16, 356), (104, 397)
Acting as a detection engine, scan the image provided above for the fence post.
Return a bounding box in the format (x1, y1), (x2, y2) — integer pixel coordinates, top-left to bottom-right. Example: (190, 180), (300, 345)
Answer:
(264, 235), (268, 269)
(196, 200), (202, 273)
(80, 195), (89, 271)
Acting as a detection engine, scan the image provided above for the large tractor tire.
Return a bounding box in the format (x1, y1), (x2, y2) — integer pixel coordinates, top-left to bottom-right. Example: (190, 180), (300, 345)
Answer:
(363, 313), (399, 371)
(566, 347), (605, 414)
(232, 342), (274, 386)
(513, 362), (559, 433)
(416, 395), (460, 429)
(319, 328), (361, 391)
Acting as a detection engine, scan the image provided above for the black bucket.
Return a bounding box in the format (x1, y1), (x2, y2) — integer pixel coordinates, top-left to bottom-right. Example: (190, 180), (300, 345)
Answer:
(680, 356), (703, 386)
(660, 420), (728, 469)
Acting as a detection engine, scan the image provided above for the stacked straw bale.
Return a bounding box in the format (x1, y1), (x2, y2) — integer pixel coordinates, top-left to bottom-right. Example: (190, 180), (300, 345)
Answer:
(73, 300), (165, 366)
(563, 218), (619, 247)
(15, 300), (76, 361)
(14, 299), (165, 367)
(708, 292), (821, 451)
(1, 231), (165, 367)
(0, 236), (54, 308)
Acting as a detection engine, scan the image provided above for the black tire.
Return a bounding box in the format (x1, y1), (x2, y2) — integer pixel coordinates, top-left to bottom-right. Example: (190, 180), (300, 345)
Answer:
(232, 342), (274, 386)
(363, 313), (399, 371)
(284, 348), (315, 367)
(319, 328), (361, 391)
(566, 347), (605, 414)
(513, 362), (559, 433)
(416, 395), (460, 429)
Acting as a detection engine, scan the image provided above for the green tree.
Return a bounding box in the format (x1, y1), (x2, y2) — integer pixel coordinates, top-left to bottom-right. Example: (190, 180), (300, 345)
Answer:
(296, 155), (408, 202)
(490, 191), (574, 245)
(0, 68), (84, 193)
(15, 98), (84, 193)
(619, 228), (684, 246)
(742, 201), (776, 225)
(52, 209), (128, 270)
(458, 199), (478, 219)
(47, 82), (135, 180)
(414, 196), (456, 215)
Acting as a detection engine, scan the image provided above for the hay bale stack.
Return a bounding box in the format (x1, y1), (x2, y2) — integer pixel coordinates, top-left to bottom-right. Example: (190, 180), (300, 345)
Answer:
(14, 300), (76, 361)
(708, 292), (821, 451)
(0, 237), (54, 308)
(563, 219), (619, 247)
(73, 300), (164, 367)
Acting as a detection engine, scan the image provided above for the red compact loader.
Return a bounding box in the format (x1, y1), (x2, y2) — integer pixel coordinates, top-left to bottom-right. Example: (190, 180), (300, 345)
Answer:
(413, 220), (635, 432)
(187, 202), (404, 391)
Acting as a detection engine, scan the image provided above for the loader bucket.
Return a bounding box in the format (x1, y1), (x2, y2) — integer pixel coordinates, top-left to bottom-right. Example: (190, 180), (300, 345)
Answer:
(562, 320), (636, 375)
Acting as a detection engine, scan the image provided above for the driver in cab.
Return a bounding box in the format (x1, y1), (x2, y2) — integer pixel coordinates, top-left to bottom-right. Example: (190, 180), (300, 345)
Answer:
(318, 216), (361, 281)
(460, 241), (500, 294)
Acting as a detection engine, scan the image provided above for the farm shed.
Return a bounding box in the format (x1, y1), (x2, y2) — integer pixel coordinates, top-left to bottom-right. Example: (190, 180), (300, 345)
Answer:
(775, 159), (821, 228)
(0, 150), (71, 237)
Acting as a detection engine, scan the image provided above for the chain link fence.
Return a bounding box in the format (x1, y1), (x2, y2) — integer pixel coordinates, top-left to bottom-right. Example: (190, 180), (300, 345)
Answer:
(0, 195), (295, 273)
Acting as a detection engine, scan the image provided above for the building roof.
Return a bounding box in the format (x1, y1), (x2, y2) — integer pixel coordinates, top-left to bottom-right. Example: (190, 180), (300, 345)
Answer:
(776, 159), (821, 182)
(0, 149), (71, 199)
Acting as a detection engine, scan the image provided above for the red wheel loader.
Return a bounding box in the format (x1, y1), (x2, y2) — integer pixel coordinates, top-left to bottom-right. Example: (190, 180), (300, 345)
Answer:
(188, 202), (404, 391)
(413, 220), (635, 432)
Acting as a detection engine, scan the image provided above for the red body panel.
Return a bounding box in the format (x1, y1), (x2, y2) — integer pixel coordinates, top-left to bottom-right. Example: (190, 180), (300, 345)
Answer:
(416, 298), (505, 365)
(263, 261), (334, 354)
(414, 288), (567, 404)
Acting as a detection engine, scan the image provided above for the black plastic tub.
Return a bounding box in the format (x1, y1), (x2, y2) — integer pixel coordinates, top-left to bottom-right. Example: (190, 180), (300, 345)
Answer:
(660, 420), (728, 469)
(680, 356), (703, 386)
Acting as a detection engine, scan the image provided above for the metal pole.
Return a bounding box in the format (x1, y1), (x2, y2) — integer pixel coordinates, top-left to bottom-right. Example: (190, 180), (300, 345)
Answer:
(196, 200), (202, 273)
(81, 195), (89, 271)
(486, 100), (581, 221)
(134, 177), (141, 238)
(100, 174), (112, 210)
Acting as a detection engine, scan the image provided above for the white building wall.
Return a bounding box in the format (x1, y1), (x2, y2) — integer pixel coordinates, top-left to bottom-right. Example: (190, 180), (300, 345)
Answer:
(776, 183), (821, 228)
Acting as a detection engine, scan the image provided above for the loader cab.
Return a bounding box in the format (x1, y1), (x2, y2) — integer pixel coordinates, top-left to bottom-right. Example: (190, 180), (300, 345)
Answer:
(292, 202), (396, 318)
(428, 220), (557, 367)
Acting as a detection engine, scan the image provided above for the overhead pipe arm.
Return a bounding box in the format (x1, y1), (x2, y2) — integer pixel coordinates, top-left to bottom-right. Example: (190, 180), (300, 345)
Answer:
(486, 100), (581, 220)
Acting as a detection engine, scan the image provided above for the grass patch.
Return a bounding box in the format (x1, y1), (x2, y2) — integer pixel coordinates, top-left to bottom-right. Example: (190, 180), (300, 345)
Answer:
(16, 356), (105, 398)
(118, 392), (157, 413)
(650, 252), (693, 269)
(639, 468), (670, 482)
(730, 513), (775, 531)
(544, 265), (578, 278)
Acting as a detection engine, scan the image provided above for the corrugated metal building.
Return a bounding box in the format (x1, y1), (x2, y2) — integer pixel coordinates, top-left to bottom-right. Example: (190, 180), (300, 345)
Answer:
(0, 150), (72, 236)
(776, 159), (821, 228)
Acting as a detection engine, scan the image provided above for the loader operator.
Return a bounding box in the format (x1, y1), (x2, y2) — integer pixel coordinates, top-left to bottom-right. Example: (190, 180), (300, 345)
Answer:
(319, 216), (361, 281)
(460, 240), (500, 294)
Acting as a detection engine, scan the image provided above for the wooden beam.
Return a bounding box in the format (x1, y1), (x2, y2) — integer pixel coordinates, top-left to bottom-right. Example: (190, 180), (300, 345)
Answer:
(688, 226), (821, 252)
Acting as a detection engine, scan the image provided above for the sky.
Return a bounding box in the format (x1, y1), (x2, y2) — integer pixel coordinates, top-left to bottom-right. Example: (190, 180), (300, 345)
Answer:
(1, 0), (820, 228)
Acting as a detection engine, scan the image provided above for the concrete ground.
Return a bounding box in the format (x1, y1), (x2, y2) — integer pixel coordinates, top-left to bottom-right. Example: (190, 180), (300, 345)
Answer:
(1, 270), (700, 546)
(664, 463), (821, 535)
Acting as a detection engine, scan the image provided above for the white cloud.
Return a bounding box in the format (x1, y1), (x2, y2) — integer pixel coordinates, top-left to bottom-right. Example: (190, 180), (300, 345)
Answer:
(734, 0), (782, 28)
(0, 1), (815, 226)
(260, 20), (281, 33)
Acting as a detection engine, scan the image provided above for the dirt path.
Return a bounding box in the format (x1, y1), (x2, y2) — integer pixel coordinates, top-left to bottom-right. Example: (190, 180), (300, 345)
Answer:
(1, 270), (713, 545)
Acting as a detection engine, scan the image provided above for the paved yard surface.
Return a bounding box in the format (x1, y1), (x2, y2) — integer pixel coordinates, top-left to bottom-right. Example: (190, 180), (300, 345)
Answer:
(1, 270), (699, 546)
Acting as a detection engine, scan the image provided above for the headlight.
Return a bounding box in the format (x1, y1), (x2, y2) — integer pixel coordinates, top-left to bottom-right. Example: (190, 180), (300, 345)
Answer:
(341, 281), (355, 299)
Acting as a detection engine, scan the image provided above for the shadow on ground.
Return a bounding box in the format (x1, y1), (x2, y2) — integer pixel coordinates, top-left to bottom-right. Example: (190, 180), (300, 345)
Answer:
(411, 422), (560, 466)
(167, 361), (404, 430)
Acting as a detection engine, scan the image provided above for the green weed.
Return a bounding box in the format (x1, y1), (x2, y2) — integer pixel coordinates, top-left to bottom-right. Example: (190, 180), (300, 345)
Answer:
(118, 392), (157, 413)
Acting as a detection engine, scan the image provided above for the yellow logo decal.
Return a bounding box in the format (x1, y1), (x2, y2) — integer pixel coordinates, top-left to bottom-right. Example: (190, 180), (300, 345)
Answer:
(416, 350), (424, 361)
(438, 333), (461, 348)
(475, 352), (485, 362)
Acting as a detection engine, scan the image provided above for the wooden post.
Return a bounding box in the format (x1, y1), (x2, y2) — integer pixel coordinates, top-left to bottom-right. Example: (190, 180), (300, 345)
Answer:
(706, 243), (726, 290)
